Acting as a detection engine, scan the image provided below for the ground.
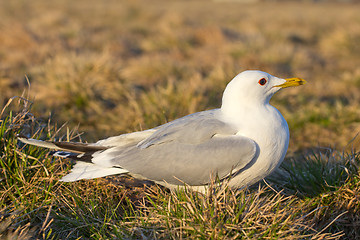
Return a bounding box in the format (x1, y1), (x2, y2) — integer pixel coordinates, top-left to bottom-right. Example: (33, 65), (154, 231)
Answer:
(1, 0), (360, 239)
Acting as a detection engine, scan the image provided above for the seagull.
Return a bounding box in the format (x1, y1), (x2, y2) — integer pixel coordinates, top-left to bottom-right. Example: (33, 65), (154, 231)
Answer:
(19, 70), (305, 192)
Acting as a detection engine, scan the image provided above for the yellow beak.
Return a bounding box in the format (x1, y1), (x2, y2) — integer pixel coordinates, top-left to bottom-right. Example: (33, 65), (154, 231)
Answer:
(274, 77), (306, 88)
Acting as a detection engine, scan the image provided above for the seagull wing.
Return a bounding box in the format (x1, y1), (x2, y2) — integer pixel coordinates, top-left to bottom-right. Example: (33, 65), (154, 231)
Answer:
(97, 110), (257, 185)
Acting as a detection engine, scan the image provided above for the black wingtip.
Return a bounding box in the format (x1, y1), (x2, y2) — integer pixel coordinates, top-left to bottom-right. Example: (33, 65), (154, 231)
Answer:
(16, 134), (29, 139)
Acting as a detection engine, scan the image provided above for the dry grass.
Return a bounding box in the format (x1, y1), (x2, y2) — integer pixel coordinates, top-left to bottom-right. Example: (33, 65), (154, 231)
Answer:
(1, 99), (359, 238)
(1, 0), (360, 150)
(1, 0), (360, 238)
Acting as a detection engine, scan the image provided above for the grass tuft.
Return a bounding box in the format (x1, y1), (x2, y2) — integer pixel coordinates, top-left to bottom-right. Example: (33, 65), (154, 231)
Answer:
(269, 149), (360, 198)
(2, 101), (359, 238)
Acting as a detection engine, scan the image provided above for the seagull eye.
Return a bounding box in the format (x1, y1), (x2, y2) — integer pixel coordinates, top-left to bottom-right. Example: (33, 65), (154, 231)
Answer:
(258, 78), (267, 86)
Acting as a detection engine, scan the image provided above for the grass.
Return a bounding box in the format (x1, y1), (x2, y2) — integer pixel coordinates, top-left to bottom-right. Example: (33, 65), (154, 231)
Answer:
(1, 0), (360, 238)
(1, 92), (360, 239)
(2, 0), (360, 149)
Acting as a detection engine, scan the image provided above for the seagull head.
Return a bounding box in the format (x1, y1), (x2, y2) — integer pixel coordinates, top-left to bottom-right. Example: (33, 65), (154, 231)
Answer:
(221, 70), (306, 112)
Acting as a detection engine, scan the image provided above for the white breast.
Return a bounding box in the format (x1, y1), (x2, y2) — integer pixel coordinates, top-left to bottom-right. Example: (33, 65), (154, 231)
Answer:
(222, 104), (289, 188)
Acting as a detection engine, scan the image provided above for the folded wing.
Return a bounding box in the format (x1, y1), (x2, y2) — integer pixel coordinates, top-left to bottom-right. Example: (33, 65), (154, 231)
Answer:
(93, 110), (258, 185)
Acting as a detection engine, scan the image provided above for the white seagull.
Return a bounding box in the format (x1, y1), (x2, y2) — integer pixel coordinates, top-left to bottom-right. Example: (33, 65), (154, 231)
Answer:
(19, 70), (305, 192)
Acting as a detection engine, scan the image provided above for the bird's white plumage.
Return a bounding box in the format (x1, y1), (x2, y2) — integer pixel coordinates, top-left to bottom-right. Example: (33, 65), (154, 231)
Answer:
(59, 162), (129, 182)
(19, 70), (305, 191)
(219, 71), (291, 188)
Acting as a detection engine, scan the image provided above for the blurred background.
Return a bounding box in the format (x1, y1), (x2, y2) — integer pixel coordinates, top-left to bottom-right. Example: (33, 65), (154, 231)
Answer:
(1, 0), (360, 153)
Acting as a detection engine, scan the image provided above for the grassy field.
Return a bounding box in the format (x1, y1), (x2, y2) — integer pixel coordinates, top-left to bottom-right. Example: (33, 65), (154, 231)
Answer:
(1, 0), (360, 238)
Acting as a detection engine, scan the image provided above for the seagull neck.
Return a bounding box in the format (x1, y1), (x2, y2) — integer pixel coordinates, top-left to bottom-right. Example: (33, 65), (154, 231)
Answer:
(221, 99), (270, 120)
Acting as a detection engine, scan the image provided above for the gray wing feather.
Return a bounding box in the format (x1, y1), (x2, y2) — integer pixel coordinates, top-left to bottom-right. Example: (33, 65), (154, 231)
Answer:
(109, 135), (256, 185)
(137, 110), (236, 148)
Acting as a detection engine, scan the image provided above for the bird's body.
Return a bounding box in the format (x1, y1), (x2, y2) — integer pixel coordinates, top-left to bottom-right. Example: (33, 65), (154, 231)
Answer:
(19, 70), (305, 192)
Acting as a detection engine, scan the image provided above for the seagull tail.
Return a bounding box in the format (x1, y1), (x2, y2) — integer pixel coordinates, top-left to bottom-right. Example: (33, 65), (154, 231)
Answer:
(60, 161), (128, 182)
(18, 136), (130, 181)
